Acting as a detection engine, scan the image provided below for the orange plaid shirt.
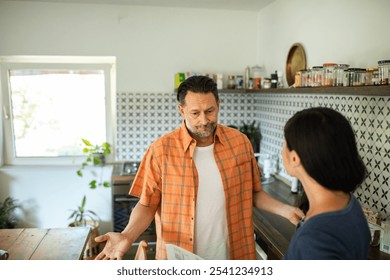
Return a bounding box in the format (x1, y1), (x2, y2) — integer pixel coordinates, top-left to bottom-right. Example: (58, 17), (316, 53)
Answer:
(130, 122), (262, 259)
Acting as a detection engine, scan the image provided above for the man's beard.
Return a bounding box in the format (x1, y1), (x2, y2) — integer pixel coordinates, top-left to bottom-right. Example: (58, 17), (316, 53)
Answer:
(185, 121), (217, 138)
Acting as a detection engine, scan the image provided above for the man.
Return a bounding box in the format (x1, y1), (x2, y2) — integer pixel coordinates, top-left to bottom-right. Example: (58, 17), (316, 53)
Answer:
(95, 75), (304, 260)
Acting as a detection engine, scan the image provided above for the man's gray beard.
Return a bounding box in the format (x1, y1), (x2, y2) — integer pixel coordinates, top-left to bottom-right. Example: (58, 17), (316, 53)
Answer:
(186, 122), (216, 138)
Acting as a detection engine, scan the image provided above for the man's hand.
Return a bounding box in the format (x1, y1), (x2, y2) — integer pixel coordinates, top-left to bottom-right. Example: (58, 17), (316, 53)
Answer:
(94, 232), (132, 260)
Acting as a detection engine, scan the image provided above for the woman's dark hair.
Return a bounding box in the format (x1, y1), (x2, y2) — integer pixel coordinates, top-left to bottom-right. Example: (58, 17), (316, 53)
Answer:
(284, 107), (367, 193)
(177, 75), (219, 106)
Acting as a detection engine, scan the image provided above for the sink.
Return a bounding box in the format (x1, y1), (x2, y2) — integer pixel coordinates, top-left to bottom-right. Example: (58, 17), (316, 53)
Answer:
(261, 176), (275, 185)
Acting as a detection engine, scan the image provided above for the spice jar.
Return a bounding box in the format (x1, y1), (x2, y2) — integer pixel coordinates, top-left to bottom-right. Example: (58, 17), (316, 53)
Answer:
(295, 70), (302, 87)
(372, 68), (379, 85)
(311, 66), (323, 87)
(365, 68), (376, 86)
(350, 68), (365, 86)
(227, 75), (236, 89)
(343, 69), (352, 87)
(263, 78), (271, 89)
(378, 60), (390, 85)
(335, 64), (349, 86)
(252, 77), (261, 89)
(235, 75), (243, 89)
(322, 63), (337, 86)
(300, 69), (311, 87)
(304, 69), (312, 87)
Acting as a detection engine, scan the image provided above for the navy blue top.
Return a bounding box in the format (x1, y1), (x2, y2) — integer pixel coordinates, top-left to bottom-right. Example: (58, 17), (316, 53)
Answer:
(284, 195), (371, 260)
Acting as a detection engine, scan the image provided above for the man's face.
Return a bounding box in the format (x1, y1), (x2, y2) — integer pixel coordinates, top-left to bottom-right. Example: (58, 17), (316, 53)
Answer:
(178, 91), (220, 140)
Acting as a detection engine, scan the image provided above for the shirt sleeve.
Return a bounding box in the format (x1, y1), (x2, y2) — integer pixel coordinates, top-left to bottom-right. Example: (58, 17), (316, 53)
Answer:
(129, 145), (162, 207)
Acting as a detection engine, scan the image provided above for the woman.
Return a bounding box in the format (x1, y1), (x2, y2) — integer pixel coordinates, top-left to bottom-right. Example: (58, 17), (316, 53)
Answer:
(282, 107), (371, 260)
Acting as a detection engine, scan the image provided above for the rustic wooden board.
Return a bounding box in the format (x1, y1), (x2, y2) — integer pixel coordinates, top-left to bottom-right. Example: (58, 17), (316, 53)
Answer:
(0, 227), (91, 260)
(9, 228), (47, 260)
(31, 227), (90, 260)
(0, 228), (24, 250)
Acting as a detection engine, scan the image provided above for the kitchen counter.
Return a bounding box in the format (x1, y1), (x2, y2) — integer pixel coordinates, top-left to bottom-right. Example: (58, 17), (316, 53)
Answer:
(253, 177), (390, 260)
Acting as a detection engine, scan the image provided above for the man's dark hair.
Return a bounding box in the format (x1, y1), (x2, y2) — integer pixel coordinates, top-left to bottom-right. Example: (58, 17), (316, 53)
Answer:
(177, 75), (219, 106)
(284, 107), (367, 193)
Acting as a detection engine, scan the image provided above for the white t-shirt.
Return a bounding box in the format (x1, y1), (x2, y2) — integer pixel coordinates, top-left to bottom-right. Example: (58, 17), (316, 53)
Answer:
(193, 144), (229, 259)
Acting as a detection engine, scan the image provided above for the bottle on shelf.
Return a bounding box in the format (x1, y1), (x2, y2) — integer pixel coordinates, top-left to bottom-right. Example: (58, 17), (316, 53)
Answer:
(277, 70), (284, 88)
(244, 66), (251, 89)
(271, 71), (278, 88)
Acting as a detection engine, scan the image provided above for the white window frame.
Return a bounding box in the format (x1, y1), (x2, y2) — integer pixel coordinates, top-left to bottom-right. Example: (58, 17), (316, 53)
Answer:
(0, 56), (116, 166)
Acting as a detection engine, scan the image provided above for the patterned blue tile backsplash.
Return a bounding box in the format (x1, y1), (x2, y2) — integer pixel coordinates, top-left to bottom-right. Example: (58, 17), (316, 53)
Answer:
(116, 91), (390, 220)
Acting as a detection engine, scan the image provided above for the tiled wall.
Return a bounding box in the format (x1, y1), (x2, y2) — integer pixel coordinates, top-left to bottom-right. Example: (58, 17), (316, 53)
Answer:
(116, 91), (390, 220)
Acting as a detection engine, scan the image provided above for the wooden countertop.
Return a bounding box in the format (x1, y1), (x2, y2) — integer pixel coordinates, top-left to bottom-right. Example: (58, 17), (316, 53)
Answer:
(252, 177), (390, 260)
(0, 227), (91, 260)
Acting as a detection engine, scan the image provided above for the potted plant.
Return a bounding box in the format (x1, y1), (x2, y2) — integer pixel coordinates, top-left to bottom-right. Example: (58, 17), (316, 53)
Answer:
(68, 195), (100, 227)
(71, 138), (112, 258)
(0, 196), (20, 229)
(239, 121), (262, 154)
(77, 138), (112, 189)
(68, 195), (100, 259)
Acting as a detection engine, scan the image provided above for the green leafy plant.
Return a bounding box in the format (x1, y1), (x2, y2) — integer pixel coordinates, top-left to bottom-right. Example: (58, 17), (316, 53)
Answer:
(239, 121), (262, 153)
(0, 197), (20, 229)
(68, 195), (100, 227)
(77, 138), (112, 189)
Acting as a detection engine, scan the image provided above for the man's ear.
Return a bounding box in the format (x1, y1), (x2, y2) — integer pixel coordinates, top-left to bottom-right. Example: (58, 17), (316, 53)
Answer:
(178, 104), (185, 117)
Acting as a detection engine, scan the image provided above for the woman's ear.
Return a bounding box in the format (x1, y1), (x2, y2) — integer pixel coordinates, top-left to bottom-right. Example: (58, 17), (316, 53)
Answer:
(290, 150), (301, 167)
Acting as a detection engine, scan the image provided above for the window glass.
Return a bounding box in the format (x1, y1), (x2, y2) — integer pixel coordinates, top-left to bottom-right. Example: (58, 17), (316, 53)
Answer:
(0, 56), (116, 165)
(9, 69), (106, 157)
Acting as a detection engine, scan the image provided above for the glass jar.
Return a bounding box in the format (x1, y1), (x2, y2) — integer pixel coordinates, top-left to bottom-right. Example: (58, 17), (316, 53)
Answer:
(335, 64), (349, 86)
(235, 75), (243, 89)
(350, 68), (366, 86)
(343, 69), (352, 87)
(227, 75), (235, 89)
(365, 68), (376, 86)
(263, 78), (271, 89)
(378, 60), (390, 85)
(372, 68), (379, 85)
(311, 66), (323, 87)
(300, 69), (311, 87)
(253, 77), (261, 89)
(322, 63), (337, 86)
(295, 70), (302, 87)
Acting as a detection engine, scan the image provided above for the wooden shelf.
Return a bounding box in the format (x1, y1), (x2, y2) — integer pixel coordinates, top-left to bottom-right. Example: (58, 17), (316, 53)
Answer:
(220, 85), (390, 96)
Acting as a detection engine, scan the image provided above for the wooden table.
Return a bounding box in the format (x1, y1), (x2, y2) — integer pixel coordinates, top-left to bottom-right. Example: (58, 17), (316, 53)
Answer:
(0, 227), (91, 260)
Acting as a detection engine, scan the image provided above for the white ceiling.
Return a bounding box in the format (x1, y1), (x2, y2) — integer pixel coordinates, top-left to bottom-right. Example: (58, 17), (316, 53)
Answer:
(5, 0), (275, 11)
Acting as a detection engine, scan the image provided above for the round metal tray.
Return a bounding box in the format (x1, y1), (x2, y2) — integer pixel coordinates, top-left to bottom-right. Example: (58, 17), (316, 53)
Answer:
(285, 43), (307, 87)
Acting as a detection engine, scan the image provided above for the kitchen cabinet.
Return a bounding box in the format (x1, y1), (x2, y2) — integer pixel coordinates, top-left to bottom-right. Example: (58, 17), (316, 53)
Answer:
(253, 177), (390, 260)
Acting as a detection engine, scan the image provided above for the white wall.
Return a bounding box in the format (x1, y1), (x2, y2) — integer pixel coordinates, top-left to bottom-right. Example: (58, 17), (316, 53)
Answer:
(0, 1), (259, 92)
(257, 0), (390, 84)
(0, 165), (113, 232)
(0, 1), (258, 233)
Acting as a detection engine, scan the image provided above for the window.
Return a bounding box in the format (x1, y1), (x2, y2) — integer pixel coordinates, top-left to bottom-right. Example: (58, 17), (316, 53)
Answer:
(0, 56), (116, 165)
